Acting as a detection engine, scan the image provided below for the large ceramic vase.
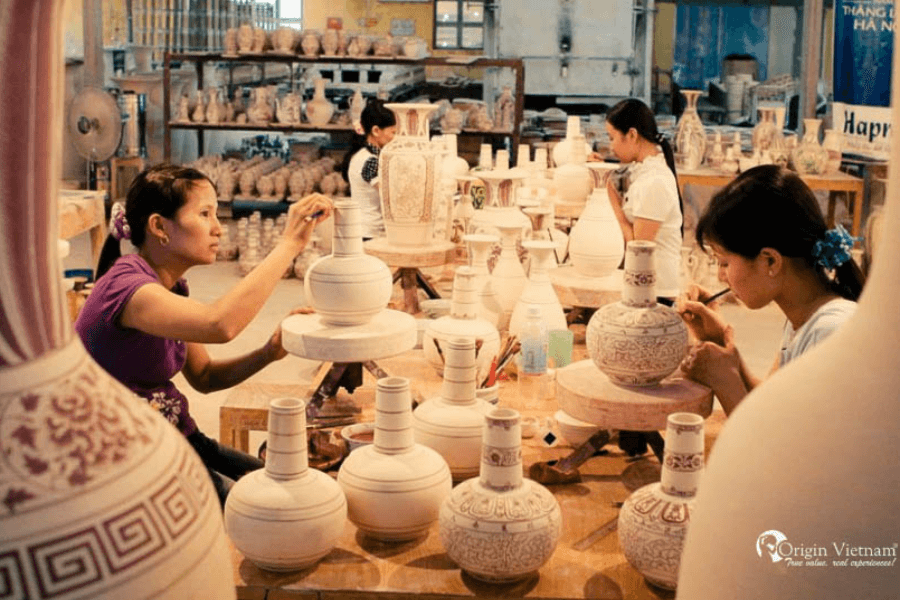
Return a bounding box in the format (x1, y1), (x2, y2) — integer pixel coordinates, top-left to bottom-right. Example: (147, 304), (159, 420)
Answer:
(586, 241), (688, 386)
(492, 222), (528, 325)
(224, 397), (347, 570)
(305, 78), (335, 126)
(379, 103), (442, 246)
(568, 187), (625, 277)
(338, 377), (452, 541)
(509, 240), (568, 338)
(413, 337), (495, 481)
(791, 118), (829, 175)
(423, 266), (501, 385)
(439, 407), (562, 582)
(553, 137), (592, 207)
(305, 199), (392, 325)
(618, 412), (704, 590)
(463, 233), (503, 326)
(674, 90), (707, 170)
(0, 3), (236, 597)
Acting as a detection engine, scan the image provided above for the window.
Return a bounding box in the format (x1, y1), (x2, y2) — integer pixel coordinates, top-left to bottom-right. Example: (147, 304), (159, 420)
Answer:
(435, 0), (484, 50)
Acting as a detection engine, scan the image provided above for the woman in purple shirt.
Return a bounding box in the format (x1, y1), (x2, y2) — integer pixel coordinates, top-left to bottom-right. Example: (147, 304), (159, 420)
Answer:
(76, 164), (332, 506)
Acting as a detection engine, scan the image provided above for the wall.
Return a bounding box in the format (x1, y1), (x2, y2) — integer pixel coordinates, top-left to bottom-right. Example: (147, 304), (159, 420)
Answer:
(303, 0), (436, 48)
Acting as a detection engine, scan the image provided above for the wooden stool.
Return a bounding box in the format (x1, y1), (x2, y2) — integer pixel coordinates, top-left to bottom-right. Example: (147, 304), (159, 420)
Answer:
(364, 237), (455, 314)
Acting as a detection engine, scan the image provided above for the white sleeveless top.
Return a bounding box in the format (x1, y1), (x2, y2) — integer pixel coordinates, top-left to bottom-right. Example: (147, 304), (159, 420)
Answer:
(348, 145), (384, 239)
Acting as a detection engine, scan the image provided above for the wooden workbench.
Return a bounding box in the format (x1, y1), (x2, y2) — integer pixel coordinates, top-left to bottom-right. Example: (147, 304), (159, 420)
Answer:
(58, 189), (107, 268)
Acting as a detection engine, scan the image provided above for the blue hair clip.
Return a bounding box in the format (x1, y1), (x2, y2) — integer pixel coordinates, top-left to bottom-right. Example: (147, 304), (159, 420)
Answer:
(811, 225), (859, 270)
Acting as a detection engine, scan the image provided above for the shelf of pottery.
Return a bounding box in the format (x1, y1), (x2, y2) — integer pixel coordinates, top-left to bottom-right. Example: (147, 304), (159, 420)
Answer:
(162, 24), (525, 161)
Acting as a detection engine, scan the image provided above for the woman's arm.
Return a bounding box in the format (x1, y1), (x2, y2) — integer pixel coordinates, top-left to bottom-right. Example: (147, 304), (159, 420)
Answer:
(681, 326), (752, 416)
(605, 177), (662, 243)
(121, 194), (332, 344)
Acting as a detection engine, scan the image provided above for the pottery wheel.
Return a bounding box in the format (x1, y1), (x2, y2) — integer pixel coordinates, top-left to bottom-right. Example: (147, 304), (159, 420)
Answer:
(281, 309), (417, 363)
(555, 359), (714, 431)
(364, 238), (455, 268)
(550, 265), (623, 309)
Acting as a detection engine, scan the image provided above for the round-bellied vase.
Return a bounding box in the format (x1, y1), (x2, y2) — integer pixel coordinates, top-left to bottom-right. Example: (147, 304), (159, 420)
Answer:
(568, 187), (625, 277)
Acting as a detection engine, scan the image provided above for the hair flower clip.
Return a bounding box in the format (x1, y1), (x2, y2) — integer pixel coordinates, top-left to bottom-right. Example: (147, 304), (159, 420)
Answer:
(811, 224), (859, 270)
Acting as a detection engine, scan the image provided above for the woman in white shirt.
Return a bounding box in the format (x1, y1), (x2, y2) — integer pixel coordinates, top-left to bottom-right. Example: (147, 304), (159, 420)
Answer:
(677, 165), (865, 415)
(604, 98), (683, 302)
(341, 98), (397, 240)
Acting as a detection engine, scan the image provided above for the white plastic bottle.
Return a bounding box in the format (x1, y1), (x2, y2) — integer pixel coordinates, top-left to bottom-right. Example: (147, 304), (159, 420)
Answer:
(518, 306), (549, 409)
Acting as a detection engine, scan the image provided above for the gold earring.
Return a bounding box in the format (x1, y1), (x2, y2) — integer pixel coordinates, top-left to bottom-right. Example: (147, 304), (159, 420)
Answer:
(160, 236), (169, 246)
(769, 270), (774, 276)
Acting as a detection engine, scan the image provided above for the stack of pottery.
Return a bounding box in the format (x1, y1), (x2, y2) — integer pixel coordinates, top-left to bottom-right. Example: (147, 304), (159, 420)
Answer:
(464, 233), (503, 326)
(509, 240), (568, 338)
(304, 199), (393, 325)
(338, 377), (452, 541)
(423, 266), (501, 386)
(586, 241), (688, 386)
(568, 186), (625, 277)
(225, 397), (347, 570)
(305, 78), (335, 126)
(414, 337), (495, 481)
(674, 89), (707, 170)
(618, 412), (705, 590)
(439, 408), (562, 582)
(379, 103), (442, 246)
(791, 118), (829, 175)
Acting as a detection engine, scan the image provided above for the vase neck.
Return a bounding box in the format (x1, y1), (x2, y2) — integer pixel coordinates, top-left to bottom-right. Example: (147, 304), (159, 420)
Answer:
(524, 243), (555, 281)
(373, 377), (415, 454)
(659, 412), (704, 498)
(265, 398), (309, 480)
(479, 408), (523, 491)
(497, 225), (521, 249)
(464, 236), (496, 274)
(332, 200), (363, 256)
(450, 266), (479, 319)
(622, 241), (657, 307)
(439, 338), (478, 405)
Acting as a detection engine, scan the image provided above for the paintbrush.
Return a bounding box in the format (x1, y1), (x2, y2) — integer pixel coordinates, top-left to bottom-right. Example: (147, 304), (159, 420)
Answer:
(702, 287), (731, 305)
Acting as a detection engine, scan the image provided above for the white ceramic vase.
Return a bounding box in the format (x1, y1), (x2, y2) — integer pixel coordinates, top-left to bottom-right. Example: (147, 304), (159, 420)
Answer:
(225, 397), (347, 570)
(586, 240), (688, 386)
(791, 118), (829, 175)
(674, 90), (707, 170)
(552, 115), (593, 167)
(304, 199), (393, 325)
(491, 222), (528, 322)
(553, 137), (592, 207)
(618, 412), (704, 590)
(439, 407), (562, 582)
(414, 337), (495, 481)
(478, 169), (527, 208)
(463, 233), (503, 326)
(379, 103), (442, 246)
(423, 266), (501, 386)
(442, 133), (471, 179)
(568, 187), (625, 277)
(822, 128), (843, 174)
(305, 78), (335, 126)
(338, 377), (452, 541)
(509, 240), (568, 338)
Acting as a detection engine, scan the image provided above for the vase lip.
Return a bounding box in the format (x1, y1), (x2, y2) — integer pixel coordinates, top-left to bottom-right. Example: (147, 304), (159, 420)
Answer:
(487, 406), (519, 421)
(627, 239), (656, 251)
(667, 412), (704, 426)
(478, 169), (527, 182)
(270, 396), (306, 411)
(377, 376), (409, 389)
(444, 336), (476, 350)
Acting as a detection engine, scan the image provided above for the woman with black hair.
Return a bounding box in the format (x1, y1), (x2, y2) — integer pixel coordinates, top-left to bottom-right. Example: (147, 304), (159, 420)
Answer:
(341, 97), (397, 240)
(604, 97), (684, 304)
(677, 164), (864, 415)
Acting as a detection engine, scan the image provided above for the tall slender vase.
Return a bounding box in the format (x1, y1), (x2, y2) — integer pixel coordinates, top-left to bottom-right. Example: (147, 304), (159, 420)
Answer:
(413, 338), (495, 481)
(509, 241), (568, 338)
(464, 233), (503, 326)
(225, 398), (347, 570)
(674, 90), (707, 170)
(423, 266), (501, 385)
(305, 78), (335, 126)
(492, 222), (528, 328)
(379, 103), (442, 246)
(618, 412), (704, 590)
(304, 199), (393, 325)
(822, 128), (843, 173)
(791, 118), (829, 175)
(586, 241), (689, 386)
(568, 187), (625, 277)
(0, 3), (235, 597)
(439, 408), (562, 582)
(338, 377), (452, 540)
(751, 107), (776, 155)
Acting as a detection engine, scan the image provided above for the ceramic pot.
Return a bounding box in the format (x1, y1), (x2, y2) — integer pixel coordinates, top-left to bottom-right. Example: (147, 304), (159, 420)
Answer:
(338, 377), (452, 541)
(674, 90), (707, 170)
(379, 103), (442, 246)
(321, 29), (339, 56)
(509, 240), (568, 338)
(0, 4), (235, 594)
(707, 131), (725, 169)
(304, 199), (393, 325)
(751, 107), (776, 155)
(568, 187), (625, 277)
(586, 240), (689, 386)
(463, 233), (503, 326)
(414, 337), (495, 481)
(272, 26), (296, 53)
(552, 115), (593, 167)
(423, 267), (501, 386)
(300, 30), (320, 56)
(791, 118), (829, 175)
(349, 87), (364, 130)
(225, 397), (347, 570)
(491, 222), (528, 329)
(442, 133), (470, 179)
(553, 136), (592, 207)
(822, 128), (843, 173)
(618, 412), (704, 590)
(305, 78), (335, 126)
(439, 407), (562, 582)
(238, 23), (254, 53)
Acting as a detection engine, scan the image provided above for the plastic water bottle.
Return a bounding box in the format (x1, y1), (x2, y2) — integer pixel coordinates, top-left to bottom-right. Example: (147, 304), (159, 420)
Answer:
(518, 306), (549, 409)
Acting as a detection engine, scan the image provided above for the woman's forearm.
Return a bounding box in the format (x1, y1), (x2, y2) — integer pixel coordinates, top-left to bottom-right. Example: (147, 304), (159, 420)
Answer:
(197, 344), (278, 392)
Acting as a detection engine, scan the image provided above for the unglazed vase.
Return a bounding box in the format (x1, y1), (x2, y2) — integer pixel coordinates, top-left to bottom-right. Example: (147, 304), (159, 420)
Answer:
(414, 337), (495, 481)
(224, 398), (347, 570)
(586, 240), (688, 386)
(553, 135), (592, 206)
(674, 90), (707, 170)
(509, 240), (568, 338)
(791, 118), (829, 175)
(379, 103), (442, 246)
(751, 107), (777, 155)
(439, 407), (562, 582)
(464, 233), (503, 326)
(423, 266), (501, 386)
(305, 78), (335, 126)
(568, 187), (624, 277)
(822, 128), (843, 173)
(304, 199), (392, 325)
(442, 133), (470, 179)
(618, 412), (704, 590)
(491, 222), (528, 322)
(0, 3), (235, 596)
(338, 377), (452, 541)
(552, 115), (593, 167)
(478, 169), (527, 208)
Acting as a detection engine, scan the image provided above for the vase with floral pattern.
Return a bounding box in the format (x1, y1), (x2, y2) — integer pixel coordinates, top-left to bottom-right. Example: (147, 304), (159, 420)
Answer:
(674, 90), (707, 170)
(791, 118), (829, 175)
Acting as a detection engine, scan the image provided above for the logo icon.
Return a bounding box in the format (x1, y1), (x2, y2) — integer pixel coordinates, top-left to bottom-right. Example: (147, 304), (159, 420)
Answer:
(757, 530), (788, 562)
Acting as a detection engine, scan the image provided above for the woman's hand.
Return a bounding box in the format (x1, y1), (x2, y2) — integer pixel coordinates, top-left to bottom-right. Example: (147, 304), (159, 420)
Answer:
(680, 326), (748, 415)
(263, 306), (315, 361)
(281, 193), (334, 253)
(676, 287), (729, 346)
